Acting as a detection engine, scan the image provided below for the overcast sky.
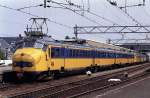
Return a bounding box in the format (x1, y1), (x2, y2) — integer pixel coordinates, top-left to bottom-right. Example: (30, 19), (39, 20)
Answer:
(0, 0), (150, 43)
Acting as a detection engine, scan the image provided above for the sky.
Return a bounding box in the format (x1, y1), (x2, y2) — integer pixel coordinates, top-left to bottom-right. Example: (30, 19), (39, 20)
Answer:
(0, 0), (150, 43)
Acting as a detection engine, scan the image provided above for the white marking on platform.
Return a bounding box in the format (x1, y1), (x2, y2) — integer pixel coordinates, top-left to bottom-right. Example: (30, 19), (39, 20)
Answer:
(95, 76), (150, 98)
(108, 79), (121, 82)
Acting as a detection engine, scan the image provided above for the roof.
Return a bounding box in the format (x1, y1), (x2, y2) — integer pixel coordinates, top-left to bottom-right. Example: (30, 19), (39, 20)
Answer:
(0, 37), (18, 44)
(86, 40), (134, 53)
(0, 39), (10, 49)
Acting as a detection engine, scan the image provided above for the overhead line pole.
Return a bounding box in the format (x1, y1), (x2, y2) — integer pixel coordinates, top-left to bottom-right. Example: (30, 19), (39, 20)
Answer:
(74, 25), (150, 38)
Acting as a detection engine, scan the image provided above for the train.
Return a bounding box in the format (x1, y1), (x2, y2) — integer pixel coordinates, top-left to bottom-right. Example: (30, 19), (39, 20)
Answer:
(2, 36), (149, 82)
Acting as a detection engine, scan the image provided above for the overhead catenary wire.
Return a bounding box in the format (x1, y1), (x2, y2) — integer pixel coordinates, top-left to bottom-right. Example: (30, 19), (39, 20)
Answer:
(106, 0), (150, 32)
(17, 4), (42, 11)
(0, 4), (72, 29)
(50, 0), (149, 37)
(82, 1), (148, 33)
(59, 0), (137, 33)
(105, 0), (150, 43)
(50, 0), (103, 26)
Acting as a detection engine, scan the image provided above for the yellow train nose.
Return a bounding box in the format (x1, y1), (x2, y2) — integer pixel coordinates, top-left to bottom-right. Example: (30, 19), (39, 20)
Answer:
(12, 48), (44, 66)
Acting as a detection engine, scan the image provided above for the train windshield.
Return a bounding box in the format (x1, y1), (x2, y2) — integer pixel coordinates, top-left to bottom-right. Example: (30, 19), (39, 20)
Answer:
(16, 40), (46, 50)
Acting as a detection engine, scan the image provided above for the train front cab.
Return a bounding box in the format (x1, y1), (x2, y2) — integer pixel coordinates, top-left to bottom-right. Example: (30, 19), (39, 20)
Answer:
(3, 46), (50, 82)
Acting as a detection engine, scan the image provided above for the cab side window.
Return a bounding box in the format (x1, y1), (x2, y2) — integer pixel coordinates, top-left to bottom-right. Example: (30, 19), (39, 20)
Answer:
(51, 47), (55, 58)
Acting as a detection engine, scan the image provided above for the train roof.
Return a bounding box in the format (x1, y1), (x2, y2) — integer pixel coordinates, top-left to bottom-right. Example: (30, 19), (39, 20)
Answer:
(36, 37), (135, 54)
(18, 36), (137, 54)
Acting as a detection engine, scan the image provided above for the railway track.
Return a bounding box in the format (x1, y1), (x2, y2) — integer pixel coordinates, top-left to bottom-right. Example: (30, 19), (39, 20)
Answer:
(39, 64), (150, 98)
(2, 63), (149, 98)
(67, 72), (149, 98)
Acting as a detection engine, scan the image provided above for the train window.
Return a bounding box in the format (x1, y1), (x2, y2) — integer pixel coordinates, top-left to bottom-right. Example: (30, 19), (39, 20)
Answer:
(55, 48), (60, 57)
(42, 44), (47, 51)
(80, 50), (82, 57)
(97, 51), (99, 58)
(98, 52), (100, 58)
(82, 50), (84, 58)
(34, 42), (44, 49)
(107, 53), (110, 58)
(51, 48), (55, 58)
(85, 50), (87, 57)
(108, 53), (110, 58)
(79, 50), (81, 57)
(99, 52), (101, 58)
(69, 49), (73, 57)
(110, 53), (112, 58)
(115, 53), (118, 58)
(103, 52), (106, 58)
(51, 47), (62, 58)
(89, 50), (91, 58)
(88, 50), (90, 57)
(90, 51), (92, 58)
(60, 48), (65, 57)
(94, 51), (96, 57)
(116, 53), (119, 58)
(65, 48), (68, 58)
(84, 50), (87, 58)
(73, 49), (75, 57)
(83, 50), (85, 57)
(75, 50), (77, 57)
(90, 51), (93, 58)
(96, 51), (98, 58)
(113, 53), (115, 58)
(118, 54), (120, 58)
(75, 49), (78, 57)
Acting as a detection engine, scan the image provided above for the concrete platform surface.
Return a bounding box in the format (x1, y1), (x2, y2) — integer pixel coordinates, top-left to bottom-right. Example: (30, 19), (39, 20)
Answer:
(95, 75), (150, 98)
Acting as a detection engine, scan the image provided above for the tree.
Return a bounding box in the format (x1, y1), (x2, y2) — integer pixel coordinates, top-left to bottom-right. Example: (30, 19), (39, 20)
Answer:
(0, 50), (4, 60)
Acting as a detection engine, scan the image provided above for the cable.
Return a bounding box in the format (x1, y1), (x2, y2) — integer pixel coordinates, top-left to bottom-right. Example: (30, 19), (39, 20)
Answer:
(0, 4), (72, 29)
(59, 0), (137, 33)
(17, 4), (42, 10)
(106, 0), (150, 32)
(50, 0), (103, 26)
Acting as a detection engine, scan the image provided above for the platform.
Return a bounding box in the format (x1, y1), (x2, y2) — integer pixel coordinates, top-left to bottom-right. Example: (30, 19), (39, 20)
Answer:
(0, 66), (12, 74)
(95, 75), (150, 98)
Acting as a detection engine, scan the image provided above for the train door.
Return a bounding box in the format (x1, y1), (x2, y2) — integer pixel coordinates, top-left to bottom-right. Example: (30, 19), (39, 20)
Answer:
(61, 46), (65, 71)
(47, 45), (51, 69)
(50, 46), (65, 71)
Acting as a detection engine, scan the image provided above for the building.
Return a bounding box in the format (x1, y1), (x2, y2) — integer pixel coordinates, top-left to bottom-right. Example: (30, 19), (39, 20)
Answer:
(0, 37), (18, 59)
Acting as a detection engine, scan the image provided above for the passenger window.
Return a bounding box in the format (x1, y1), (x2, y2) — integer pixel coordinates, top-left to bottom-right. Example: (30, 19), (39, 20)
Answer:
(60, 48), (64, 57)
(55, 48), (60, 57)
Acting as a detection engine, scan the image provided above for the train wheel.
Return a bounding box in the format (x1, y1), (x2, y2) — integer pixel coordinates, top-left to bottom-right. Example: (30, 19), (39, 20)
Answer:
(51, 71), (60, 79)
(93, 66), (98, 73)
(2, 71), (17, 83)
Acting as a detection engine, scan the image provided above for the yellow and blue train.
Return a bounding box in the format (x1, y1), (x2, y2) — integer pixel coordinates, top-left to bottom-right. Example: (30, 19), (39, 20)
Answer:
(2, 37), (148, 81)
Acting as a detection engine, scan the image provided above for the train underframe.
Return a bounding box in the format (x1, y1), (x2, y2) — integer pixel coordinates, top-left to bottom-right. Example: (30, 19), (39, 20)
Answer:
(2, 61), (147, 83)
